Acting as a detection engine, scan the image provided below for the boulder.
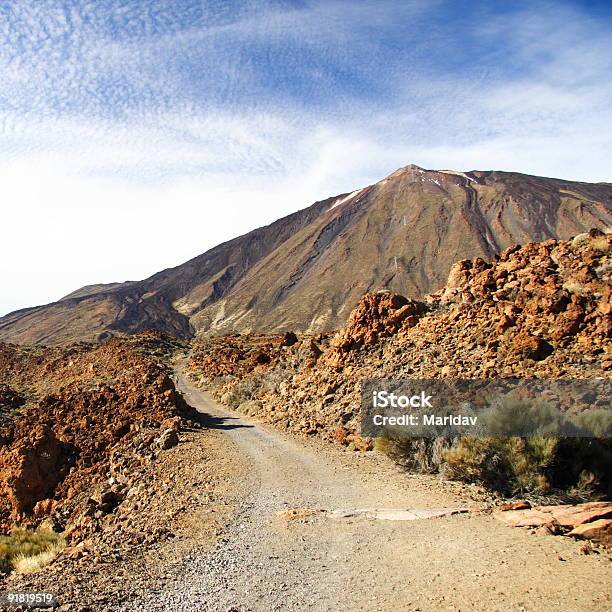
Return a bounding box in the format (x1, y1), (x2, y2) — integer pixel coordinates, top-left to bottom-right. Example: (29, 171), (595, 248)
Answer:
(326, 292), (426, 364)
(280, 332), (298, 347)
(157, 428), (179, 450)
(0, 424), (63, 516)
(509, 331), (554, 361)
(493, 509), (555, 528)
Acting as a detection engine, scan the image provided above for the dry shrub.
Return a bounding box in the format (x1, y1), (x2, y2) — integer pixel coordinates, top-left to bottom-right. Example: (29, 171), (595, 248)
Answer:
(375, 436), (451, 473)
(375, 433), (611, 497)
(221, 375), (264, 408)
(13, 543), (64, 574)
(442, 437), (556, 494)
(0, 527), (65, 575)
(442, 436), (612, 496)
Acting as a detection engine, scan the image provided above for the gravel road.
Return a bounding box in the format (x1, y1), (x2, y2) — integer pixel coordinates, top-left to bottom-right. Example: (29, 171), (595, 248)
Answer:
(122, 373), (611, 612)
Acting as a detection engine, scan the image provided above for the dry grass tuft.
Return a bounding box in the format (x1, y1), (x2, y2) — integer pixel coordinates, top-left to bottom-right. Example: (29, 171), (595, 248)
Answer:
(12, 543), (64, 575)
(0, 527), (65, 574)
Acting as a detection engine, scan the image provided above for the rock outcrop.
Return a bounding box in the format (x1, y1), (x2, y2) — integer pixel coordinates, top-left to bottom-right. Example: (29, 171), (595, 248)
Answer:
(325, 293), (426, 367)
(0, 337), (198, 537)
(187, 230), (610, 479)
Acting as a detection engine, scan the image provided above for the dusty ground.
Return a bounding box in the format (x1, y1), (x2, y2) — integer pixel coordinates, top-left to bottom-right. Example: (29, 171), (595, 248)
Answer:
(4, 369), (610, 611)
(117, 372), (611, 612)
(5, 422), (248, 610)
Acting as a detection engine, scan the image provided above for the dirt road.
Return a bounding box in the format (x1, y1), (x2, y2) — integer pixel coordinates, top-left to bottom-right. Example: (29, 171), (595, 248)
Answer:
(125, 373), (611, 611)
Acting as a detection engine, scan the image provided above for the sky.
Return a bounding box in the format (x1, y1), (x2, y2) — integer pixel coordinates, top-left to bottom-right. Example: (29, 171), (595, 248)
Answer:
(1, 0), (611, 316)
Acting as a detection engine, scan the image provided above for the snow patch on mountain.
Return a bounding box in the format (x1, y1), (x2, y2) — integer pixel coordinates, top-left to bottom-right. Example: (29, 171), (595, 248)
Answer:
(439, 170), (476, 183)
(329, 189), (364, 211)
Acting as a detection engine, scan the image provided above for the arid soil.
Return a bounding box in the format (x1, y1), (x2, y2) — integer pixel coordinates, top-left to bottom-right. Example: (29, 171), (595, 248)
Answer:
(121, 375), (611, 612)
(6, 425), (247, 610)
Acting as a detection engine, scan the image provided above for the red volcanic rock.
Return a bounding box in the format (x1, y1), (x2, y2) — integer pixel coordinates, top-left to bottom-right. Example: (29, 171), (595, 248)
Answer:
(569, 519), (612, 547)
(537, 502), (612, 529)
(188, 334), (288, 380)
(327, 292), (426, 363)
(187, 231), (610, 478)
(509, 331), (554, 361)
(0, 338), (198, 534)
(495, 502), (612, 547)
(499, 500), (532, 512)
(0, 424), (62, 517)
(33, 498), (57, 517)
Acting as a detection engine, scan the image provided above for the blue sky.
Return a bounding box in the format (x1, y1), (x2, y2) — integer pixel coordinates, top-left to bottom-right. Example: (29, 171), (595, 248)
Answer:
(1, 0), (611, 315)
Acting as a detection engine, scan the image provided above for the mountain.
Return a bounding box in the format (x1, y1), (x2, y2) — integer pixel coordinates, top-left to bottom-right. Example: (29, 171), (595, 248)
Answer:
(1, 165), (611, 345)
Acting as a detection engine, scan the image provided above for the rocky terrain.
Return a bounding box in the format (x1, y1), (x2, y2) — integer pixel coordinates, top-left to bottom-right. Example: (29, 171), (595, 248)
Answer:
(0, 229), (610, 608)
(0, 333), (257, 609)
(0, 336), (202, 566)
(1, 166), (611, 345)
(187, 229), (611, 497)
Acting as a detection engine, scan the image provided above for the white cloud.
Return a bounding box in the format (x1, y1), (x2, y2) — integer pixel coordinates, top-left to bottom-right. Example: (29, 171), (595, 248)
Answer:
(0, 0), (611, 316)
(0, 155), (328, 316)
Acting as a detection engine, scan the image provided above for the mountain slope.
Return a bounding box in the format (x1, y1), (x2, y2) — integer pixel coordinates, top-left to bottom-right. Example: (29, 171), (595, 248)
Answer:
(1, 165), (611, 345)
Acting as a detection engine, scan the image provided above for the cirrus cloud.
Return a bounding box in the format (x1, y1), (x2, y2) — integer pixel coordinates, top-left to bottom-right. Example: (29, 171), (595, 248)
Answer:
(0, 0), (610, 315)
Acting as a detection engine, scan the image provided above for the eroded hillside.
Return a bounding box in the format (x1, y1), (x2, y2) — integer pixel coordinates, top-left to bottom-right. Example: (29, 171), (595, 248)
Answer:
(1, 166), (611, 345)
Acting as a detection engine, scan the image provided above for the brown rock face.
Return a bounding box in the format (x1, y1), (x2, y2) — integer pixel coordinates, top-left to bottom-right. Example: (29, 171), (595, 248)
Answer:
(0, 336), (198, 534)
(327, 292), (426, 363)
(0, 424), (62, 516)
(1, 166), (610, 345)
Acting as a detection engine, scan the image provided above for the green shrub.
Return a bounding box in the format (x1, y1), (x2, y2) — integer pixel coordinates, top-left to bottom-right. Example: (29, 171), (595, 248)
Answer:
(375, 433), (611, 497)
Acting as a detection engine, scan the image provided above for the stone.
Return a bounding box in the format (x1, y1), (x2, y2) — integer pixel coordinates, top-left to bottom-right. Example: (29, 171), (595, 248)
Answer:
(493, 509), (557, 528)
(157, 428), (179, 450)
(509, 331), (554, 361)
(0, 424), (62, 516)
(33, 498), (57, 517)
(536, 502), (612, 528)
(280, 331), (298, 347)
(568, 518), (612, 546)
(499, 500), (531, 512)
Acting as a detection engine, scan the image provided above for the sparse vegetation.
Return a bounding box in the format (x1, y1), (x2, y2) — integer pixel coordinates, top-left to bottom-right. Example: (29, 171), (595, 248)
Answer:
(221, 375), (264, 408)
(442, 436), (558, 495)
(0, 526), (65, 574)
(439, 435), (612, 496)
(374, 433), (612, 497)
(375, 398), (611, 496)
(374, 436), (451, 473)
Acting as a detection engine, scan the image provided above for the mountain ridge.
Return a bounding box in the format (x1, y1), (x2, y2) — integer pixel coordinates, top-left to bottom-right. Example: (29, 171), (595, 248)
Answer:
(2, 165), (610, 345)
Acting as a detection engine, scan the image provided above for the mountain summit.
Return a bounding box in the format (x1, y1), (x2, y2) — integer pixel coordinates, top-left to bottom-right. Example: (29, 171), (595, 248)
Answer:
(1, 166), (610, 345)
